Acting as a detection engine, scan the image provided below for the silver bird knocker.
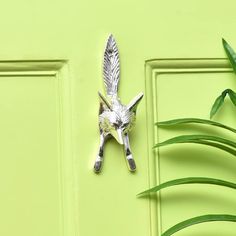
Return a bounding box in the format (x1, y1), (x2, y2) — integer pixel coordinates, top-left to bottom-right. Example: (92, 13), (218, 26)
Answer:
(94, 34), (144, 173)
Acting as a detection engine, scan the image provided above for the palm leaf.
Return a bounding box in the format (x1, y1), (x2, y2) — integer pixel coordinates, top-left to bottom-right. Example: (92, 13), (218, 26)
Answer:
(222, 38), (236, 74)
(210, 93), (226, 119)
(154, 135), (236, 156)
(210, 89), (236, 118)
(190, 139), (236, 156)
(155, 134), (236, 149)
(138, 177), (236, 196)
(162, 214), (236, 236)
(157, 118), (236, 134)
(228, 89), (236, 106)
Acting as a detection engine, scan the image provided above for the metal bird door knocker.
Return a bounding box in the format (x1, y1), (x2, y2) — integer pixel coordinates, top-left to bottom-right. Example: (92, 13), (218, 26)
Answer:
(94, 34), (144, 173)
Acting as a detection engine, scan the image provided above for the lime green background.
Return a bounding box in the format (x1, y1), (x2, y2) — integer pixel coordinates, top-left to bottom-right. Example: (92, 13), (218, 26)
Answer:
(0, 0), (236, 236)
(0, 75), (62, 236)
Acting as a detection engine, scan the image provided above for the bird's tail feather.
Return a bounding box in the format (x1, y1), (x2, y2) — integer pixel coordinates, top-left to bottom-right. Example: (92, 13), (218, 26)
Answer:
(103, 34), (120, 97)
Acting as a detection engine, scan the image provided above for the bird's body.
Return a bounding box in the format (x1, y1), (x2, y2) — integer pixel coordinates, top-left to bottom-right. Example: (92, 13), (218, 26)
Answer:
(94, 34), (143, 173)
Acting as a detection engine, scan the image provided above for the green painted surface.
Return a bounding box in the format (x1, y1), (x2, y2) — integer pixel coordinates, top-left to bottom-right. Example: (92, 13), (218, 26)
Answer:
(0, 0), (235, 236)
(0, 75), (62, 235)
(153, 67), (236, 236)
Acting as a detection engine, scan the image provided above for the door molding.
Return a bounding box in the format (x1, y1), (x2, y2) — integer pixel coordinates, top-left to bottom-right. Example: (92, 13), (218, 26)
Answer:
(145, 58), (232, 236)
(0, 60), (76, 236)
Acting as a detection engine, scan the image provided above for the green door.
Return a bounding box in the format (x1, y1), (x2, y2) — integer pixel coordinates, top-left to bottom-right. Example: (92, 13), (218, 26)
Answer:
(1, 0), (236, 236)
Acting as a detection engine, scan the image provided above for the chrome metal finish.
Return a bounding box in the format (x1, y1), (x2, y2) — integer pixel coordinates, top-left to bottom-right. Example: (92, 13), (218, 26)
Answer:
(94, 34), (143, 173)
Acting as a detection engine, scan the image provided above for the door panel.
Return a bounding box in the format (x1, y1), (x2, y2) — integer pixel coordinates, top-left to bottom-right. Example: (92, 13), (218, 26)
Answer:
(146, 59), (236, 235)
(0, 74), (62, 236)
(0, 62), (75, 236)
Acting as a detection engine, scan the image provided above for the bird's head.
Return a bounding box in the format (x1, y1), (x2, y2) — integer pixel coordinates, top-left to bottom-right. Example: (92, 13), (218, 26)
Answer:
(99, 92), (144, 144)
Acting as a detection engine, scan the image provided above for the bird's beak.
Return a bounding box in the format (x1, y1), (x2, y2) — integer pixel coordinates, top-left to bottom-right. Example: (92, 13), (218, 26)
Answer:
(113, 128), (124, 145)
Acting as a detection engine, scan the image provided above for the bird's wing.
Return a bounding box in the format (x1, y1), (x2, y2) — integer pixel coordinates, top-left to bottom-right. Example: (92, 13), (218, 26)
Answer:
(103, 34), (120, 96)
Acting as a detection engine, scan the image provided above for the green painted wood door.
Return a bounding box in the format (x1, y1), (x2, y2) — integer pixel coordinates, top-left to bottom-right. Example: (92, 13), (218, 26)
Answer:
(1, 1), (236, 236)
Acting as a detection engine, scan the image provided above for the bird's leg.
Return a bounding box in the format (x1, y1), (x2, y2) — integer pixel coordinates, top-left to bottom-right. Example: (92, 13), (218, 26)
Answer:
(94, 131), (106, 173)
(123, 133), (136, 172)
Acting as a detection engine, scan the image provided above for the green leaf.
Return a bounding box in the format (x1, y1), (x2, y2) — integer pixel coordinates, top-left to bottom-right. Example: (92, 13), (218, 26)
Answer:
(210, 93), (226, 119)
(157, 118), (236, 134)
(154, 134), (236, 156)
(155, 134), (236, 148)
(222, 38), (236, 74)
(210, 88), (236, 118)
(137, 177), (236, 196)
(193, 139), (236, 156)
(228, 89), (236, 106)
(162, 214), (236, 236)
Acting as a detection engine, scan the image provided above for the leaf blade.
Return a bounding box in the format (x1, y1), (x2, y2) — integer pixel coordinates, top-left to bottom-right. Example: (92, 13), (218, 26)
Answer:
(137, 177), (236, 196)
(154, 135), (236, 156)
(155, 134), (236, 149)
(162, 214), (236, 236)
(210, 93), (226, 119)
(156, 118), (236, 134)
(228, 89), (236, 106)
(222, 38), (236, 74)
